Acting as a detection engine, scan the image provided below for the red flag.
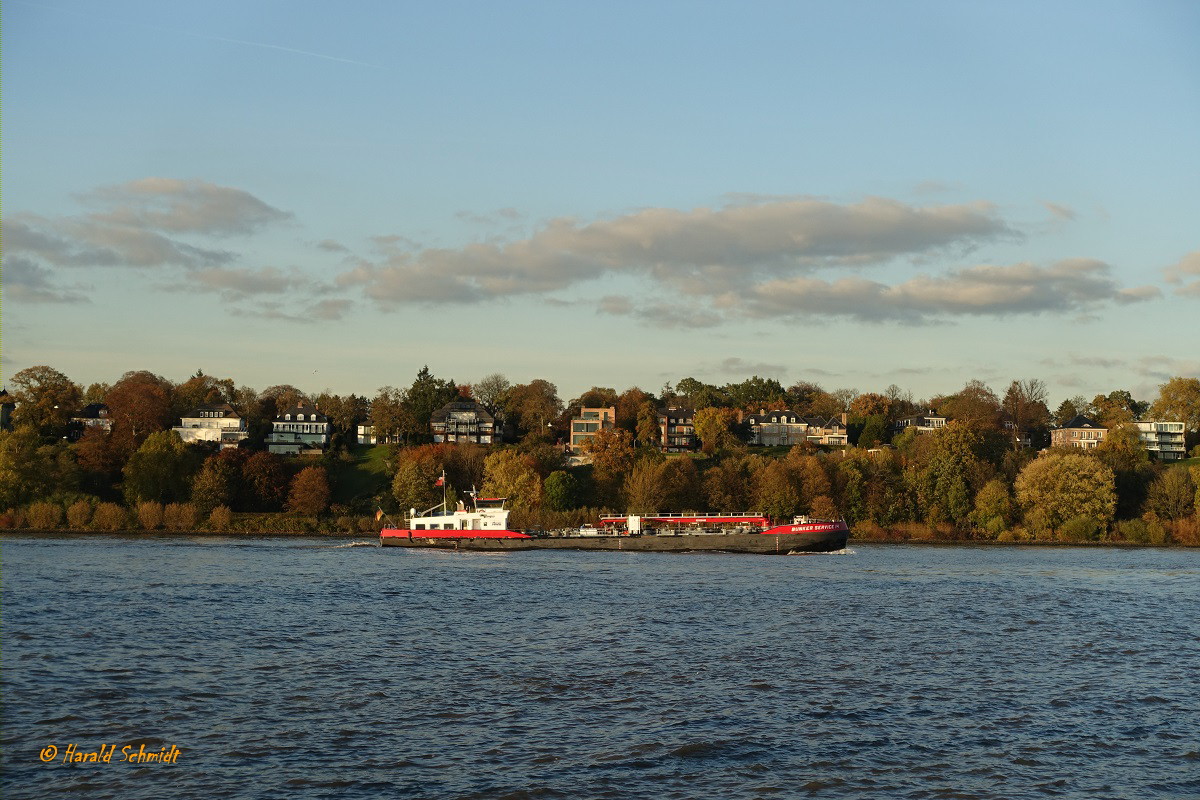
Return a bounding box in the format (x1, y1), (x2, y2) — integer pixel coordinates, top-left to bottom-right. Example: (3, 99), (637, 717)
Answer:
(434, 476), (445, 487)
(375, 509), (384, 522)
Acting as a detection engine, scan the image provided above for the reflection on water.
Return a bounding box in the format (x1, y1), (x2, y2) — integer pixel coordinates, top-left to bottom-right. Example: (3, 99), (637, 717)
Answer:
(2, 537), (1198, 799)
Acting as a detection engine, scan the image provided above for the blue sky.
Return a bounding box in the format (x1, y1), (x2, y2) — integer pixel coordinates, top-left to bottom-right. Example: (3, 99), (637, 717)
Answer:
(4, 1), (1199, 406)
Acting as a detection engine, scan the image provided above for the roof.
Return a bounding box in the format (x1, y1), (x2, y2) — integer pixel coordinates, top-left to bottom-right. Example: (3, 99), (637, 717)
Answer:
(182, 403), (240, 419)
(74, 403), (110, 419)
(747, 410), (804, 424)
(274, 402), (328, 423)
(1056, 415), (1105, 430)
(430, 400), (494, 423)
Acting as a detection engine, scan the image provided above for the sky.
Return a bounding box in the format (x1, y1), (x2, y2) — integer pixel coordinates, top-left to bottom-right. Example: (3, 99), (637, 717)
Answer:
(3, 0), (1199, 408)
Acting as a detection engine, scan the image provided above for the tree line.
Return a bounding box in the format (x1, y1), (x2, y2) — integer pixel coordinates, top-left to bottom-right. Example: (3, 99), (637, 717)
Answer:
(2, 364), (1199, 542)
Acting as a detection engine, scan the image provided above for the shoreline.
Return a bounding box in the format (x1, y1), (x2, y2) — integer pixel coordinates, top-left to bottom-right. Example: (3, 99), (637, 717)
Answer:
(2, 529), (1196, 548)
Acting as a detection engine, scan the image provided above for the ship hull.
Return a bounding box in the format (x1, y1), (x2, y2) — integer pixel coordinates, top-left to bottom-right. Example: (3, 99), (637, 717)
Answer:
(379, 524), (848, 555)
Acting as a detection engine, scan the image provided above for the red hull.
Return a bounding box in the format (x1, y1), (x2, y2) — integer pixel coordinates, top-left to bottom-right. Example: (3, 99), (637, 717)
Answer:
(380, 528), (532, 541)
(760, 521), (849, 536)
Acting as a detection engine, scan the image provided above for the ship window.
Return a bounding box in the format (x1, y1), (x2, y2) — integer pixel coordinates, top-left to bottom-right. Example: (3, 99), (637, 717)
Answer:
(415, 523), (425, 530)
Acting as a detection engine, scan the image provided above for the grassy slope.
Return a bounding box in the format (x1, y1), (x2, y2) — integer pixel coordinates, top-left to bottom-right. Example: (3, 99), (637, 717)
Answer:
(326, 445), (393, 508)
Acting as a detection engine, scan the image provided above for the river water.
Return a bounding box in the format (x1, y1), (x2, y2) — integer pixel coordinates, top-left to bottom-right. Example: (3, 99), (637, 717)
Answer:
(2, 536), (1197, 799)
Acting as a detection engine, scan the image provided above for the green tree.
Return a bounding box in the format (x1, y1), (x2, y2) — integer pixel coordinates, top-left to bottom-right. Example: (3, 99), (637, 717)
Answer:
(635, 401), (661, 447)
(1095, 424), (1154, 519)
(191, 455), (238, 515)
(543, 470), (581, 511)
(288, 466), (331, 515)
(9, 365), (82, 439)
(1145, 468), (1197, 520)
(122, 431), (201, 504)
(857, 415), (887, 448)
(392, 459), (439, 515)
(404, 366), (461, 439)
(0, 428), (55, 507)
(915, 425), (985, 526)
(970, 478), (1014, 537)
(1015, 452), (1116, 531)
(724, 376), (786, 411)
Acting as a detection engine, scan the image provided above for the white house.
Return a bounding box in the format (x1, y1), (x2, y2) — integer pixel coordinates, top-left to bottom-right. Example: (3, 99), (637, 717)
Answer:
(173, 403), (248, 449)
(1134, 420), (1187, 461)
(267, 403), (331, 455)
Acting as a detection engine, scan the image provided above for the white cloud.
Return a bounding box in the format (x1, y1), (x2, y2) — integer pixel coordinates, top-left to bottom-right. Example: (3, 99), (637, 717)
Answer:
(1164, 251), (1200, 297)
(343, 197), (1017, 306)
(81, 178), (292, 236)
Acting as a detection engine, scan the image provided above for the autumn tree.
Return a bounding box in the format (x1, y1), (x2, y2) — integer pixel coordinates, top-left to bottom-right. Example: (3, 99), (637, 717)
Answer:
(482, 449), (542, 511)
(615, 387), (654, 434)
(937, 380), (1002, 430)
(659, 456), (702, 511)
(472, 373), (512, 416)
(107, 370), (175, 456)
(242, 451), (290, 511)
(693, 407), (740, 454)
(9, 365), (82, 439)
(1149, 377), (1200, 431)
(582, 427), (636, 506)
(1015, 451), (1116, 532)
(370, 386), (413, 443)
(288, 466), (331, 515)
(624, 459), (668, 513)
(503, 379), (563, 442)
(674, 377), (726, 410)
(173, 370), (236, 418)
(1002, 379), (1050, 450)
(754, 460), (801, 521)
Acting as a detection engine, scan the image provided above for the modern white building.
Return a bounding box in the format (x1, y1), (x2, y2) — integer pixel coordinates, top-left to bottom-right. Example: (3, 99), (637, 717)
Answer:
(1134, 420), (1187, 461)
(173, 403), (248, 449)
(267, 403), (331, 455)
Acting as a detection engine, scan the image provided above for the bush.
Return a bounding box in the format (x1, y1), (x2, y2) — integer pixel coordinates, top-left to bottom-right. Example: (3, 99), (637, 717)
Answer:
(92, 503), (129, 531)
(67, 500), (94, 529)
(208, 505), (233, 531)
(1058, 515), (1102, 542)
(163, 502), (198, 531)
(137, 501), (164, 530)
(1113, 518), (1149, 544)
(1141, 512), (1168, 545)
(26, 502), (64, 530)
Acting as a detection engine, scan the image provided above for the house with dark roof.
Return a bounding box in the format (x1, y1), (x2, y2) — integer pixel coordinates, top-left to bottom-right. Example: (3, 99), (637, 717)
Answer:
(746, 409), (809, 446)
(173, 403), (248, 449)
(267, 403), (331, 455)
(430, 400), (496, 444)
(892, 410), (947, 436)
(1050, 415), (1107, 450)
(802, 415), (849, 446)
(68, 403), (114, 441)
(658, 406), (697, 452)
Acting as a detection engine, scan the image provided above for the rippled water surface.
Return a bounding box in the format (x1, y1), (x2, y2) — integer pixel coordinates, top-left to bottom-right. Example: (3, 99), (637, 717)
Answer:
(3, 536), (1198, 799)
